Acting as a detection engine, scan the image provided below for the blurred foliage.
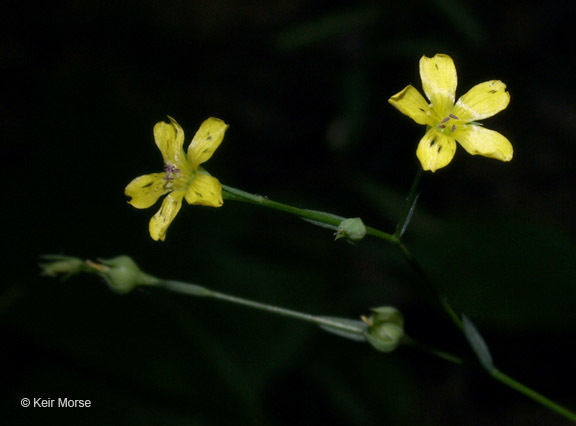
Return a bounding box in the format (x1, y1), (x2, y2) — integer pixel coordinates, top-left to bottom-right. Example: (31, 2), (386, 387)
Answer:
(2, 0), (576, 424)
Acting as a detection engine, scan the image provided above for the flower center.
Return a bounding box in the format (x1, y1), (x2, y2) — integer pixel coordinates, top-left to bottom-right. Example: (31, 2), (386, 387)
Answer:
(163, 162), (197, 191)
(435, 113), (460, 135)
(163, 163), (183, 190)
(163, 164), (180, 181)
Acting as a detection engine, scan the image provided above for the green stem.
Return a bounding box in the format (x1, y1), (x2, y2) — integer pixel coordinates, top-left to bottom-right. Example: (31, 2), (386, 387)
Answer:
(390, 169), (462, 329)
(396, 241), (463, 330)
(491, 369), (576, 423)
(160, 280), (365, 337)
(160, 280), (463, 363)
(222, 185), (397, 244)
(222, 183), (462, 329)
(221, 180), (576, 422)
(393, 171), (576, 422)
(402, 335), (463, 365)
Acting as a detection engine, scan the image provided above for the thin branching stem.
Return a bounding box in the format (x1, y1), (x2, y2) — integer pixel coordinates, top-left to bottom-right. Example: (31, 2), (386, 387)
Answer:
(392, 170), (576, 423)
(221, 176), (576, 423)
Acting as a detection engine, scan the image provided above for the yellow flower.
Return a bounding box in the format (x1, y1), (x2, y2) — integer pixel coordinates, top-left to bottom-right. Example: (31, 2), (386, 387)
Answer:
(389, 54), (513, 172)
(125, 116), (228, 241)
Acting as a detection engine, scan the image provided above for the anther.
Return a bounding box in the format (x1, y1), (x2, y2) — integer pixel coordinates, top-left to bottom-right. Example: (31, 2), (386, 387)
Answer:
(163, 164), (180, 181)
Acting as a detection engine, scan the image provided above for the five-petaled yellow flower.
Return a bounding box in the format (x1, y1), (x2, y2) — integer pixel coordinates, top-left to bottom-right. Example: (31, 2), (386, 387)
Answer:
(389, 54), (513, 172)
(125, 117), (228, 241)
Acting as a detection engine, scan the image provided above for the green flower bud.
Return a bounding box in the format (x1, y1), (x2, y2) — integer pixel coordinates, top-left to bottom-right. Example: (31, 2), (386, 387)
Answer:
(335, 218), (366, 243)
(94, 256), (160, 294)
(362, 306), (404, 353)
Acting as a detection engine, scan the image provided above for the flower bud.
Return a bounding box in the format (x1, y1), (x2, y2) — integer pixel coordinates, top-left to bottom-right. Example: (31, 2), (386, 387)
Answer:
(91, 256), (160, 294)
(335, 218), (366, 243)
(362, 306), (404, 353)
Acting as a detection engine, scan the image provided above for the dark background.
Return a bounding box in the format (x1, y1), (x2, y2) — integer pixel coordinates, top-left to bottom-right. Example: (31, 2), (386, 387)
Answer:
(2, 0), (575, 424)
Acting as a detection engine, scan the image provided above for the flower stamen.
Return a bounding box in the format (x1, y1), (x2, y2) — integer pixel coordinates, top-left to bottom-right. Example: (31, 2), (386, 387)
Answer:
(437, 113), (460, 132)
(163, 164), (180, 181)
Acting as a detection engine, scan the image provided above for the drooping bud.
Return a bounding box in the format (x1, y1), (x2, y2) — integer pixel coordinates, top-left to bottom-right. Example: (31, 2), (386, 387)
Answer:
(362, 306), (404, 353)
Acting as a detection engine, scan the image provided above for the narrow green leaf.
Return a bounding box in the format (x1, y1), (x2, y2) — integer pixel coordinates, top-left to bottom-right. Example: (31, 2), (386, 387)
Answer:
(300, 209), (345, 231)
(394, 167), (424, 239)
(300, 218), (339, 231)
(318, 316), (367, 342)
(160, 280), (213, 297)
(395, 193), (419, 238)
(462, 315), (495, 373)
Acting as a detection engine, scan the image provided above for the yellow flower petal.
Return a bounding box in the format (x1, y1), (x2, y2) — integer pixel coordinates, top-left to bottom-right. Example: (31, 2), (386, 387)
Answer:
(419, 54), (457, 117)
(125, 173), (169, 208)
(149, 191), (185, 241)
(188, 117), (228, 169)
(454, 80), (510, 122)
(154, 116), (187, 166)
(416, 129), (457, 172)
(388, 85), (435, 126)
(184, 171), (223, 207)
(456, 125), (513, 161)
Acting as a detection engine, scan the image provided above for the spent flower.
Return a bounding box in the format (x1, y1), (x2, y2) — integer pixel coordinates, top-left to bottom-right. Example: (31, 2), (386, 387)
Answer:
(39, 255), (87, 280)
(389, 54), (512, 172)
(125, 117), (228, 241)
